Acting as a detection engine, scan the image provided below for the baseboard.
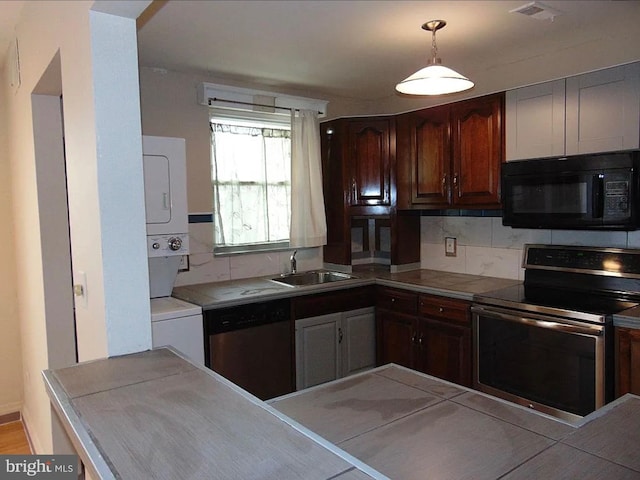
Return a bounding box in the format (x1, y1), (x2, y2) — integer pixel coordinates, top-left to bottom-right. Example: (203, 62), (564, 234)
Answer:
(22, 418), (35, 454)
(0, 401), (22, 420)
(20, 407), (38, 454)
(0, 411), (20, 425)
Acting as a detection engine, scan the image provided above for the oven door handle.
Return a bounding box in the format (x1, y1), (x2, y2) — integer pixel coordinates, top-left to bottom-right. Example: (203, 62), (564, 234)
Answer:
(471, 305), (604, 336)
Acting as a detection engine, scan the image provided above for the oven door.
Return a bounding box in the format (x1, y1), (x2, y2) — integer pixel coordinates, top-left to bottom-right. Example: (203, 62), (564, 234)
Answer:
(472, 304), (610, 422)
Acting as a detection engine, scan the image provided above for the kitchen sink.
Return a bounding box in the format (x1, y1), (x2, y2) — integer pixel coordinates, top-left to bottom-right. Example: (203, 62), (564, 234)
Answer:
(270, 271), (355, 287)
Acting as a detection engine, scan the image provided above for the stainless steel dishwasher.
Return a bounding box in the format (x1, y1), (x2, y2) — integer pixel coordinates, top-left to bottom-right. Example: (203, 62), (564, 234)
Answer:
(203, 298), (294, 400)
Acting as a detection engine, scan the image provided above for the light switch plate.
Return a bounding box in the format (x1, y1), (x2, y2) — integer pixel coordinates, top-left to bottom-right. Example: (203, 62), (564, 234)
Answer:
(445, 237), (457, 257)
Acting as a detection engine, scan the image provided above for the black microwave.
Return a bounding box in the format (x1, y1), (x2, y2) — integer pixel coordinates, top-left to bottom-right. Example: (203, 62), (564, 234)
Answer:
(502, 150), (640, 230)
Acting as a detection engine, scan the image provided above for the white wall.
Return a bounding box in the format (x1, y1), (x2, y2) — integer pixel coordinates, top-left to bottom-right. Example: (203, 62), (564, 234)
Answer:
(138, 67), (324, 284)
(0, 44), (22, 419)
(88, 9), (151, 358)
(420, 216), (640, 280)
(32, 93), (76, 370)
(3, 0), (151, 453)
(177, 223), (323, 285)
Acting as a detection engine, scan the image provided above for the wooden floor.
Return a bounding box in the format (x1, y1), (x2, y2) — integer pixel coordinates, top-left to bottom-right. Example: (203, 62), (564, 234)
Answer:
(0, 421), (31, 454)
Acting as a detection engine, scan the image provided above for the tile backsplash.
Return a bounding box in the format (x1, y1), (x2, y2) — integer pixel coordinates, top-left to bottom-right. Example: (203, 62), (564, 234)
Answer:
(175, 214), (640, 287)
(351, 218), (391, 265)
(174, 219), (323, 286)
(421, 216), (640, 281)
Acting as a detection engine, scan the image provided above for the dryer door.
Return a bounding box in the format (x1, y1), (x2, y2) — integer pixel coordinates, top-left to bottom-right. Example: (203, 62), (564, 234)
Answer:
(143, 153), (171, 225)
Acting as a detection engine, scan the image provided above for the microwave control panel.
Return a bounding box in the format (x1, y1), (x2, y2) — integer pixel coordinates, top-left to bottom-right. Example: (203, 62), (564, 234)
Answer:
(604, 179), (630, 215)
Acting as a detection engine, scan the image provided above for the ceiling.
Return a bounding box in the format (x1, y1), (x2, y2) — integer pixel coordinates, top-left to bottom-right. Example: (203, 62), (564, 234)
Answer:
(136, 0), (640, 104)
(2, 2), (639, 107)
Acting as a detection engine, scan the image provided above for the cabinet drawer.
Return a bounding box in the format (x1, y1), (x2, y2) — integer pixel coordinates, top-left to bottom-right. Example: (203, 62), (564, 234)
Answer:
(419, 294), (470, 326)
(376, 287), (418, 314)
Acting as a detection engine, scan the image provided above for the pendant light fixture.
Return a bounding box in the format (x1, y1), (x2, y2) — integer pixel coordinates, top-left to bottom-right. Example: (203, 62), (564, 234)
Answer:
(396, 20), (474, 96)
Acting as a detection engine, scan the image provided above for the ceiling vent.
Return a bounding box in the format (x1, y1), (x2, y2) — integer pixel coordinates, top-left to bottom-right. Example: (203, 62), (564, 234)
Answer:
(510, 1), (562, 21)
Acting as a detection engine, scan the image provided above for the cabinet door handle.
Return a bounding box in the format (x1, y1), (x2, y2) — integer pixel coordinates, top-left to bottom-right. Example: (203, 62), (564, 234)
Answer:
(411, 332), (417, 344)
(453, 174), (458, 186)
(442, 174), (448, 196)
(338, 327), (343, 344)
(391, 297), (396, 303)
(418, 334), (424, 346)
(439, 307), (444, 313)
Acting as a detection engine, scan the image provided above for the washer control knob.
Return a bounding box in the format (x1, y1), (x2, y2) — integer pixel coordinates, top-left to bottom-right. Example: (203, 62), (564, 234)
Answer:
(152, 242), (160, 250)
(168, 237), (183, 251)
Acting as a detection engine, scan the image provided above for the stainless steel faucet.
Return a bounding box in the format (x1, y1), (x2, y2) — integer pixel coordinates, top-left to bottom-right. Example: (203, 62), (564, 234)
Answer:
(290, 250), (297, 274)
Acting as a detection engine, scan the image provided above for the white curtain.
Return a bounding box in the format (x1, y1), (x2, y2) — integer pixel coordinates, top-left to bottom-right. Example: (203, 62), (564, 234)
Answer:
(290, 109), (327, 247)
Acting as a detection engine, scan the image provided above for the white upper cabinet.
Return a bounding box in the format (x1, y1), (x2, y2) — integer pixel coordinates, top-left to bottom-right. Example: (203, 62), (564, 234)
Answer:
(506, 62), (640, 161)
(506, 79), (565, 161)
(566, 63), (640, 155)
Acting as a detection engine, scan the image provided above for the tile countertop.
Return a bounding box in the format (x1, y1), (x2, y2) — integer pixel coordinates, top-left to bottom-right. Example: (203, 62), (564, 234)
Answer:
(173, 267), (640, 329)
(43, 348), (383, 480)
(171, 268), (522, 309)
(270, 365), (640, 480)
(44, 348), (640, 480)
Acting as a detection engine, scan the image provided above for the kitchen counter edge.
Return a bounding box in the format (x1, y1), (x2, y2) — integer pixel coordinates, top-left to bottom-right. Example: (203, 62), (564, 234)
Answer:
(171, 269), (521, 310)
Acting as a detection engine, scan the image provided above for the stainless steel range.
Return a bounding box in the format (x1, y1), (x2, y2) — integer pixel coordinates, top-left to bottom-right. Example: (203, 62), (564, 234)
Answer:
(472, 244), (640, 423)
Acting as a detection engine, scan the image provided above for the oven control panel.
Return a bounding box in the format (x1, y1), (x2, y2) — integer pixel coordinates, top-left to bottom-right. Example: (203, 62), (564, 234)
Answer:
(524, 244), (640, 277)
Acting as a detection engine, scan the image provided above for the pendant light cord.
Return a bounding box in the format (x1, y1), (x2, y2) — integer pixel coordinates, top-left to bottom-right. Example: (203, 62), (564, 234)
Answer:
(431, 28), (438, 63)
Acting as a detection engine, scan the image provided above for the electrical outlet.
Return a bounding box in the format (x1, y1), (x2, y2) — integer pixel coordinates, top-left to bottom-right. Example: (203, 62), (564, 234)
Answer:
(445, 237), (457, 257)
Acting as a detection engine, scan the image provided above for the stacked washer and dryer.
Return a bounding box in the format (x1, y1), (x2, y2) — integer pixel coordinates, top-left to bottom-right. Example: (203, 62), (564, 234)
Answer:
(143, 136), (204, 365)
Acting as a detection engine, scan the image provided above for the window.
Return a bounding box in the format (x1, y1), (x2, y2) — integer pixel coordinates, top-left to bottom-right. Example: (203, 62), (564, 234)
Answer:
(210, 110), (291, 253)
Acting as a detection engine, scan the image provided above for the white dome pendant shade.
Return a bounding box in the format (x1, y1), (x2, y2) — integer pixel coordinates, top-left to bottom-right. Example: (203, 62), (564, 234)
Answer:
(396, 20), (474, 96)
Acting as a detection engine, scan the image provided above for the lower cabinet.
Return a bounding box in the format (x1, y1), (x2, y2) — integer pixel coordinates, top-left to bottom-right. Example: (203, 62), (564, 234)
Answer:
(376, 307), (414, 369)
(413, 317), (471, 387)
(295, 307), (376, 390)
(376, 287), (472, 387)
(616, 327), (640, 397)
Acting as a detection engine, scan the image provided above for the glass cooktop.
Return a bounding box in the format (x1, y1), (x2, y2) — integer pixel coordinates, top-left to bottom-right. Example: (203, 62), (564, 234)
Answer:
(474, 283), (638, 321)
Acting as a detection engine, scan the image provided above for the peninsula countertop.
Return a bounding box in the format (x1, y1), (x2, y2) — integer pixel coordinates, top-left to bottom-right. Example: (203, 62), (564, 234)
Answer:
(172, 268), (521, 310)
(45, 349), (640, 480)
(43, 348), (382, 480)
(270, 365), (640, 480)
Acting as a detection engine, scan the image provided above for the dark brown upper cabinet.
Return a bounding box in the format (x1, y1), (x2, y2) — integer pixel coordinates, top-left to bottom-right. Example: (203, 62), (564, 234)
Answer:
(397, 93), (505, 210)
(321, 117), (420, 267)
(347, 118), (392, 209)
(321, 120), (351, 265)
(451, 94), (504, 207)
(404, 105), (451, 207)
